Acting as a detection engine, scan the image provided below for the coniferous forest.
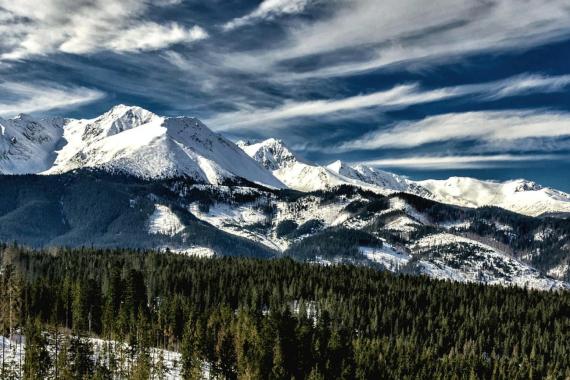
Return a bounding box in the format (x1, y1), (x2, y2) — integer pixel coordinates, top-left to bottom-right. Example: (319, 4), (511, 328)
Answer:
(1, 243), (569, 379)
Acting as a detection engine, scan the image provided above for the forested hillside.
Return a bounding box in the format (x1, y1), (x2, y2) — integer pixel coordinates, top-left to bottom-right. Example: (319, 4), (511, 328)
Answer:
(0, 171), (568, 287)
(1, 244), (569, 379)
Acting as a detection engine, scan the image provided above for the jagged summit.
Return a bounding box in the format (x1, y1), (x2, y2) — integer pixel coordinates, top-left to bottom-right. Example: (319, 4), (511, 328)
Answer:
(237, 138), (301, 171)
(238, 139), (570, 217)
(0, 105), (285, 188)
(83, 104), (160, 140)
(1, 105), (569, 216)
(14, 113), (35, 121)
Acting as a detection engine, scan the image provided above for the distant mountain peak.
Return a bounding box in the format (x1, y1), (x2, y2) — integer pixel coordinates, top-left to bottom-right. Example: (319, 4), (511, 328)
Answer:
(14, 113), (35, 121)
(508, 179), (542, 192)
(83, 104), (161, 141)
(238, 137), (301, 171)
(1, 105), (569, 216)
(0, 105), (284, 188)
(326, 159), (347, 173)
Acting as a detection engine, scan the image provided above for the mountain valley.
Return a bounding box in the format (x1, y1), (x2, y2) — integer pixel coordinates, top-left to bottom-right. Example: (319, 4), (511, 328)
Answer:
(1, 106), (569, 290)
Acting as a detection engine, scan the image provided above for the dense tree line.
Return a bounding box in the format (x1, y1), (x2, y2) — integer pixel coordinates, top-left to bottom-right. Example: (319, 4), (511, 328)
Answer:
(1, 243), (570, 379)
(286, 228), (383, 261)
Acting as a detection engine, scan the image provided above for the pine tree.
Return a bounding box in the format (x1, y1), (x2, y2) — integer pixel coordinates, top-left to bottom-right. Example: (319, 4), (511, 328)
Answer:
(271, 336), (286, 380)
(154, 349), (169, 379)
(56, 336), (74, 380)
(72, 282), (87, 332)
(181, 321), (202, 380)
(215, 327), (236, 380)
(307, 366), (325, 380)
(23, 318), (51, 379)
(69, 335), (94, 378)
(129, 351), (151, 380)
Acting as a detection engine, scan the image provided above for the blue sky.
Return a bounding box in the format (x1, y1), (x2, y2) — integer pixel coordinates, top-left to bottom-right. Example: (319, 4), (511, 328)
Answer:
(0, 0), (569, 190)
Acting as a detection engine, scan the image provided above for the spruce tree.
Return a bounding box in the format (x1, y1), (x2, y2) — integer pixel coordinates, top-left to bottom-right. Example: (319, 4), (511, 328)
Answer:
(23, 318), (51, 380)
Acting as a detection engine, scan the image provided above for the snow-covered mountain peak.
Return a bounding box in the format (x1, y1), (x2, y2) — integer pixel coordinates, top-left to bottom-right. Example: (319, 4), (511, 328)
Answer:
(1, 105), (569, 217)
(82, 104), (161, 142)
(0, 104), (285, 187)
(238, 138), (301, 170)
(14, 113), (35, 122)
(326, 159), (348, 174)
(43, 106), (285, 188)
(418, 176), (570, 216)
(507, 179), (542, 192)
(327, 160), (415, 193)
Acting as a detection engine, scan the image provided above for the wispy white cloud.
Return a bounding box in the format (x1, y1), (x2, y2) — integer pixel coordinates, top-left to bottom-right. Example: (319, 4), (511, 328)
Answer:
(0, 0), (208, 59)
(483, 74), (570, 100)
(0, 82), (105, 117)
(223, 0), (311, 31)
(107, 24), (207, 53)
(357, 154), (566, 170)
(226, 0), (570, 80)
(207, 73), (570, 130)
(208, 84), (457, 130)
(340, 111), (570, 151)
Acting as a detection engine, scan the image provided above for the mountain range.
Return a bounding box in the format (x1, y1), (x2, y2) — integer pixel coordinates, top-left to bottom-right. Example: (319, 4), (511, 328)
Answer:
(1, 105), (569, 289)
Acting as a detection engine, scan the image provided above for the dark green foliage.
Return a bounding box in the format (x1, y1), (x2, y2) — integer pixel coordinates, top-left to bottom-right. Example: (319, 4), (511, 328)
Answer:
(1, 245), (570, 379)
(23, 318), (51, 379)
(364, 198), (390, 214)
(286, 227), (382, 260)
(291, 219), (324, 238)
(343, 200), (367, 214)
(68, 335), (95, 378)
(275, 220), (299, 238)
(0, 170), (274, 258)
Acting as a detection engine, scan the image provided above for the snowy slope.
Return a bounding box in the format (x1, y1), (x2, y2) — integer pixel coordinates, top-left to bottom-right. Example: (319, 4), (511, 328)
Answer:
(0, 105), (284, 188)
(238, 139), (386, 192)
(148, 204), (185, 236)
(183, 184), (568, 290)
(46, 105), (284, 187)
(327, 160), (570, 217)
(327, 160), (409, 192)
(0, 114), (64, 174)
(418, 177), (570, 217)
(410, 232), (567, 290)
(327, 160), (433, 198)
(2, 106), (570, 217)
(237, 139), (570, 217)
(1, 334), (183, 380)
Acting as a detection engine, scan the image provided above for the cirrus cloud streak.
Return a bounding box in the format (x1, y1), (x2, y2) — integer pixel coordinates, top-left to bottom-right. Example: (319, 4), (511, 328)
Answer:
(223, 0), (312, 31)
(0, 81), (105, 117)
(208, 73), (570, 131)
(340, 111), (570, 151)
(356, 154), (567, 170)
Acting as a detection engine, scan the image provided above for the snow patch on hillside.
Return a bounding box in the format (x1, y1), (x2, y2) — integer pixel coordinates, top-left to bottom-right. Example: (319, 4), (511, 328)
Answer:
(171, 246), (216, 258)
(547, 263), (569, 279)
(411, 233), (568, 290)
(360, 244), (410, 271)
(148, 204), (185, 236)
(189, 202), (282, 251)
(1, 334), (183, 380)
